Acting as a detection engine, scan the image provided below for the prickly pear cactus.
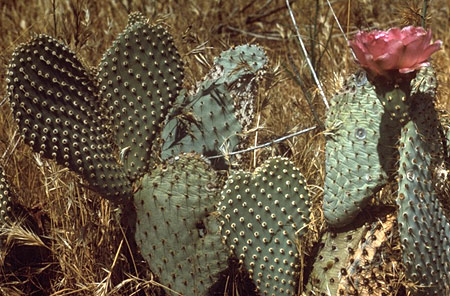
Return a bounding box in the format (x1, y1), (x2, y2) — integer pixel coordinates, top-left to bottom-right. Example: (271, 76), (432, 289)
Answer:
(134, 154), (228, 296)
(324, 71), (394, 228)
(0, 166), (13, 225)
(397, 120), (450, 295)
(218, 157), (310, 296)
(161, 44), (267, 164)
(98, 13), (184, 181)
(6, 35), (132, 201)
(396, 68), (450, 295)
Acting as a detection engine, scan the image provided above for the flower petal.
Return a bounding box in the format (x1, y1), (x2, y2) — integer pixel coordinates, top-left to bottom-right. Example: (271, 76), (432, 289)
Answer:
(349, 41), (367, 64)
(399, 62), (430, 73)
(367, 37), (390, 58)
(373, 40), (404, 70)
(399, 37), (427, 68)
(419, 40), (443, 62)
(400, 26), (427, 45)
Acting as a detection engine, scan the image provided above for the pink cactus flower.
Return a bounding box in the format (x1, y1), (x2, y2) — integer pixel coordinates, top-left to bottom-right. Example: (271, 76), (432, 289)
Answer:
(349, 26), (442, 77)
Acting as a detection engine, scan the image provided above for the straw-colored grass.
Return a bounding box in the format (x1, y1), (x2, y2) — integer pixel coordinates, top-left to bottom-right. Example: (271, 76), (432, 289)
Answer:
(0, 0), (449, 295)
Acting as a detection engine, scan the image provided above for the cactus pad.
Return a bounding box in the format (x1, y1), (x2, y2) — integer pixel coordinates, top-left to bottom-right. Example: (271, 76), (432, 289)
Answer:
(219, 157), (310, 295)
(7, 35), (131, 201)
(397, 119), (450, 295)
(98, 15), (184, 181)
(134, 154), (228, 295)
(324, 71), (391, 227)
(0, 166), (13, 225)
(161, 44), (267, 163)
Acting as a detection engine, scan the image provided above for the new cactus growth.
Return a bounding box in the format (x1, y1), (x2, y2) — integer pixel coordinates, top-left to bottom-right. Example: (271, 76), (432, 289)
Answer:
(397, 121), (450, 295)
(161, 44), (267, 164)
(134, 154), (228, 295)
(6, 35), (132, 201)
(219, 157), (311, 296)
(98, 13), (184, 181)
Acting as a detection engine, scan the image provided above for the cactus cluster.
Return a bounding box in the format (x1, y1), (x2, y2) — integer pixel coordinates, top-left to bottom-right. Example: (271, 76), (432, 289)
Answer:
(4, 10), (450, 296)
(219, 157), (311, 295)
(5, 11), (271, 295)
(323, 64), (450, 295)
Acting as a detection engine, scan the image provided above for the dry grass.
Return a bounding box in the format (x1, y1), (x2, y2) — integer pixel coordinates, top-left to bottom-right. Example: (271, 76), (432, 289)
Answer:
(0, 0), (449, 295)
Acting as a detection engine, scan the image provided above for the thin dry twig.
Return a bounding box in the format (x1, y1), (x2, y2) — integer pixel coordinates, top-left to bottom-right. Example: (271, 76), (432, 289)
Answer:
(285, 0), (329, 109)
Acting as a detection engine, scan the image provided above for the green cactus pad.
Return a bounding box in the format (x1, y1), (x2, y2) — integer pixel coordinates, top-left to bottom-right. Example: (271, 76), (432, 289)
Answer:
(377, 86), (410, 123)
(161, 44), (267, 163)
(134, 154), (228, 296)
(7, 35), (132, 201)
(219, 157), (310, 296)
(397, 117), (450, 295)
(324, 71), (392, 227)
(0, 166), (13, 225)
(98, 14), (184, 181)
